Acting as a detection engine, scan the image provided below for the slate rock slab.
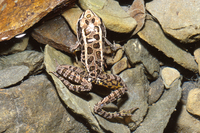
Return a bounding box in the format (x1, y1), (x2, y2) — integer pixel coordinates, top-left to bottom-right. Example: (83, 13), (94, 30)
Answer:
(0, 74), (89, 133)
(32, 16), (77, 53)
(0, 0), (76, 41)
(0, 50), (44, 75)
(0, 65), (29, 88)
(138, 16), (198, 73)
(119, 65), (149, 131)
(0, 37), (29, 55)
(146, 0), (200, 43)
(135, 75), (182, 133)
(124, 38), (160, 79)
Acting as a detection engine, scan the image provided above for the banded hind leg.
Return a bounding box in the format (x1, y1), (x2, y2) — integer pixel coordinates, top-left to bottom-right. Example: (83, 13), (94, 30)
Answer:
(93, 73), (137, 119)
(51, 65), (92, 92)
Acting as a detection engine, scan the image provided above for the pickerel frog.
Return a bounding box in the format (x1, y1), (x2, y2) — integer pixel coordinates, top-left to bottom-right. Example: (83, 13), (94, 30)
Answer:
(51, 9), (136, 119)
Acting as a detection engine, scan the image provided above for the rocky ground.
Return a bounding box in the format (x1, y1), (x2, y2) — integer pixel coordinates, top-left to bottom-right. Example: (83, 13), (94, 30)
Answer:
(1, 0), (200, 133)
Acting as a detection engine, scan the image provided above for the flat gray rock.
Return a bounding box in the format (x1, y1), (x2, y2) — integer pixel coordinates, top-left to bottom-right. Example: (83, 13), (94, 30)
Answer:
(0, 74), (89, 133)
(120, 65), (149, 131)
(0, 50), (44, 75)
(135, 75), (182, 133)
(0, 65), (29, 88)
(146, 0), (200, 43)
(138, 17), (198, 73)
(124, 38), (160, 79)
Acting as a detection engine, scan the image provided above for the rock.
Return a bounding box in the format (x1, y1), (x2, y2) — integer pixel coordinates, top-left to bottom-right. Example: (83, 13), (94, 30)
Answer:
(0, 37), (29, 55)
(127, 0), (146, 35)
(181, 81), (196, 105)
(148, 77), (165, 105)
(138, 16), (198, 73)
(0, 74), (89, 133)
(176, 106), (200, 133)
(135, 75), (182, 133)
(78, 0), (137, 33)
(124, 38), (160, 79)
(111, 57), (128, 75)
(194, 48), (200, 74)
(119, 65), (149, 131)
(32, 16), (77, 53)
(146, 0), (200, 43)
(106, 44), (124, 65)
(0, 0), (76, 42)
(44, 45), (131, 132)
(0, 50), (44, 75)
(0, 66), (29, 88)
(161, 67), (181, 89)
(186, 88), (200, 116)
(62, 6), (83, 34)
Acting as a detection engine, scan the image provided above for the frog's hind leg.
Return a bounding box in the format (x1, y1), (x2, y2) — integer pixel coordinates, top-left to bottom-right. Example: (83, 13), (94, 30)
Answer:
(93, 73), (137, 119)
(51, 65), (92, 92)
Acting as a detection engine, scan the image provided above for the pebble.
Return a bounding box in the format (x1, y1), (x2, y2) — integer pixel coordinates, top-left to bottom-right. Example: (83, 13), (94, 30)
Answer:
(181, 81), (196, 105)
(111, 57), (128, 75)
(186, 88), (200, 116)
(148, 77), (165, 105)
(161, 67), (181, 89)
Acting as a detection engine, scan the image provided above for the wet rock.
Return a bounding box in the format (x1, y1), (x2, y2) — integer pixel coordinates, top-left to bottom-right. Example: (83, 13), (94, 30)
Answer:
(119, 65), (149, 131)
(194, 48), (200, 74)
(161, 67), (181, 89)
(0, 50), (44, 75)
(176, 106), (200, 133)
(0, 0), (76, 42)
(127, 0), (146, 35)
(148, 77), (165, 105)
(62, 6), (83, 34)
(44, 45), (131, 132)
(78, 0), (137, 33)
(106, 44), (124, 65)
(0, 66), (29, 88)
(138, 16), (198, 73)
(0, 37), (29, 55)
(0, 74), (89, 133)
(186, 88), (200, 116)
(124, 38), (160, 79)
(181, 81), (196, 105)
(32, 16), (77, 53)
(111, 57), (128, 75)
(146, 0), (200, 43)
(135, 75), (182, 133)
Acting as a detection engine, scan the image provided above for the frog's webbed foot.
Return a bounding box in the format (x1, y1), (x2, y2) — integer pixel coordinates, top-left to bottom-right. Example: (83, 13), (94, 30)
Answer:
(93, 73), (135, 119)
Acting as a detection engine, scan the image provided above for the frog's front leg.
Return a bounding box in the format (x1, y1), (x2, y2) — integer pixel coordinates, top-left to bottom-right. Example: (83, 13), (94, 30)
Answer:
(103, 36), (122, 52)
(93, 73), (137, 119)
(51, 65), (92, 92)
